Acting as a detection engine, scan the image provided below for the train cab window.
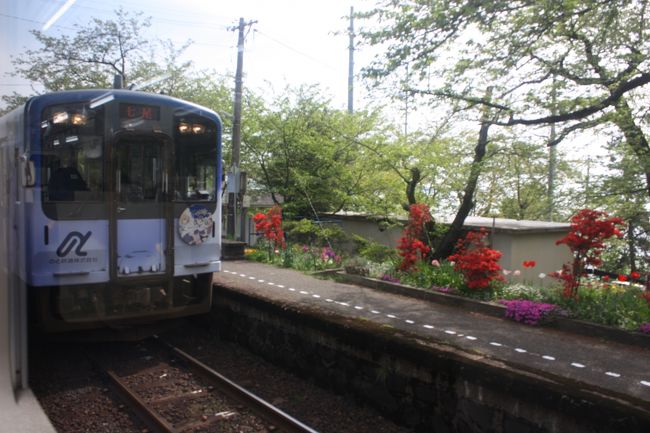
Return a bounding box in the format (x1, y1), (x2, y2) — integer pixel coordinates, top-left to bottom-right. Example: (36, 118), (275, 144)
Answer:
(174, 116), (217, 202)
(41, 104), (104, 204)
(41, 104), (105, 219)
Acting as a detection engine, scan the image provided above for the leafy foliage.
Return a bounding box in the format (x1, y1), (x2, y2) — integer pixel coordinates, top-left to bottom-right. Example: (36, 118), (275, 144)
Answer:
(448, 229), (504, 290)
(241, 84), (387, 216)
(11, 8), (191, 91)
(282, 219), (348, 250)
(253, 205), (286, 254)
(554, 209), (625, 297)
(397, 203), (432, 271)
(352, 234), (399, 263)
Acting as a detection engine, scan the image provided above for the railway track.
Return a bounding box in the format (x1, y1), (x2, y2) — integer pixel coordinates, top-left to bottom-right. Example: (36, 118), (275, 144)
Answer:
(104, 336), (319, 433)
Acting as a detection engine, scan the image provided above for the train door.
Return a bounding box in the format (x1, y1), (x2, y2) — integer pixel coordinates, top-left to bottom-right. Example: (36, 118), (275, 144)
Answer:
(110, 133), (173, 283)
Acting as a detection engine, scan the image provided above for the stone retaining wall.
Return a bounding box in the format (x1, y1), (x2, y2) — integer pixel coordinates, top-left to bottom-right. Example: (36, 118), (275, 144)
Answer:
(210, 285), (650, 433)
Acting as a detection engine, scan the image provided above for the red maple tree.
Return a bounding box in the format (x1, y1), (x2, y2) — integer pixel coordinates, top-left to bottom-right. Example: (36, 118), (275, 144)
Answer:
(553, 209), (625, 298)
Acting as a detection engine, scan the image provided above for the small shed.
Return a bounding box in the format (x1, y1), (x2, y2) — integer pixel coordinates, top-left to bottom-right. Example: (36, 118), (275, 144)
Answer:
(326, 212), (573, 283)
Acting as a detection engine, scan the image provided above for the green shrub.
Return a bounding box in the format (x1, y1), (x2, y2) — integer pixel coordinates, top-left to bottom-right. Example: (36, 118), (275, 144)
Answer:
(547, 285), (650, 329)
(397, 260), (464, 290)
(284, 219), (349, 249)
(344, 256), (370, 276)
(352, 235), (398, 263)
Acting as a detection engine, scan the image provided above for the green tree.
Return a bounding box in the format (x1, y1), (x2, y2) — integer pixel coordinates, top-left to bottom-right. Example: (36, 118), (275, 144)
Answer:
(358, 0), (650, 199)
(589, 135), (650, 273)
(476, 139), (578, 221)
(7, 8), (192, 98)
(241, 84), (386, 217)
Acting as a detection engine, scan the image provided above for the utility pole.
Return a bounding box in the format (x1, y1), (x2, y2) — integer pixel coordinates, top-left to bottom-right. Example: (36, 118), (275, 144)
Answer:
(547, 76), (557, 221)
(347, 6), (354, 113)
(227, 17), (256, 240)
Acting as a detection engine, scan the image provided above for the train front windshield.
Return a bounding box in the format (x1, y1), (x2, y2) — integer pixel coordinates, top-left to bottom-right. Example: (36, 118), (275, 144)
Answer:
(39, 103), (218, 218)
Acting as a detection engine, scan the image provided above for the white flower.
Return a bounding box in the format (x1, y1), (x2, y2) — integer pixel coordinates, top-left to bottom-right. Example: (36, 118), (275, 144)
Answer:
(503, 269), (511, 276)
(538, 273), (546, 279)
(513, 270), (521, 276)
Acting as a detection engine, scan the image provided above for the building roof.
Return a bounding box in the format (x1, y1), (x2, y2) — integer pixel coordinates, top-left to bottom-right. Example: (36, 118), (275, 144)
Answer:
(326, 211), (570, 234)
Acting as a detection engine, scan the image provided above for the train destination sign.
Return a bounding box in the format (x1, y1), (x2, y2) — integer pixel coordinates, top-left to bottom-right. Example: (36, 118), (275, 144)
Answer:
(119, 104), (160, 121)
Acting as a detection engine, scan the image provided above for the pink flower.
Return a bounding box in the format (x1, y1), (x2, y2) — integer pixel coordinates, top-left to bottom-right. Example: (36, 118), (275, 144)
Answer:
(431, 259), (440, 267)
(502, 269), (511, 276)
(513, 270), (521, 276)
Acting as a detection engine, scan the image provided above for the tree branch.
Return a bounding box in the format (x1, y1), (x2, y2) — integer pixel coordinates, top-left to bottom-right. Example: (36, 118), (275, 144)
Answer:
(496, 72), (650, 126)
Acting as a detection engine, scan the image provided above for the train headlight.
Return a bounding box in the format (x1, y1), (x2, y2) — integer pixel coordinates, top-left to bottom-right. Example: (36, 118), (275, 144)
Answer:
(191, 123), (205, 134)
(70, 113), (87, 126)
(178, 122), (191, 134)
(52, 111), (69, 124)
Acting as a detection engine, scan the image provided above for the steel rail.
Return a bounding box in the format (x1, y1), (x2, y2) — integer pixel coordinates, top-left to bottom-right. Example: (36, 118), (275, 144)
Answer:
(155, 336), (320, 433)
(106, 369), (179, 433)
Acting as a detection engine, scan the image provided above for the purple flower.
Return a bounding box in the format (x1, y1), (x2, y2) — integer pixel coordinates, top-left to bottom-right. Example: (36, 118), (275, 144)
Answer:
(302, 245), (310, 253)
(381, 274), (401, 284)
(321, 247), (337, 260)
(432, 285), (453, 293)
(640, 323), (650, 334)
(500, 300), (556, 326)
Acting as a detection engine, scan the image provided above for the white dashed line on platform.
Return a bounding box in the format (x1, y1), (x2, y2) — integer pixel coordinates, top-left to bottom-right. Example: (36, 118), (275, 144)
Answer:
(222, 268), (647, 391)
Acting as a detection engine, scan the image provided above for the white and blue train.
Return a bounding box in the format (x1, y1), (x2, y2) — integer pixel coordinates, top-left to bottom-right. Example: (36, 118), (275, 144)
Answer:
(0, 89), (222, 340)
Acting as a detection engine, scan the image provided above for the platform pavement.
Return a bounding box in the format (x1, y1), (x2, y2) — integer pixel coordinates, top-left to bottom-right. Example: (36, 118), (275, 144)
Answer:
(214, 260), (650, 411)
(0, 329), (56, 433)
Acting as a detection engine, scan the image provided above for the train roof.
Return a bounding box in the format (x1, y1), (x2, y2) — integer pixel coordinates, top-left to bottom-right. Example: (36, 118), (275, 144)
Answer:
(22, 89), (221, 123)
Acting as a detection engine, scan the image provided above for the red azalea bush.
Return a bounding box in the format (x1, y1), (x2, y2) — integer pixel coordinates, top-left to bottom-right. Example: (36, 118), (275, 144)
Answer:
(397, 203), (432, 271)
(448, 229), (504, 290)
(253, 205), (286, 251)
(553, 209), (625, 298)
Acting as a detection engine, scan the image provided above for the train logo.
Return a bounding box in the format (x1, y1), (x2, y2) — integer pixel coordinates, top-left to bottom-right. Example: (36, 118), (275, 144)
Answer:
(56, 231), (92, 257)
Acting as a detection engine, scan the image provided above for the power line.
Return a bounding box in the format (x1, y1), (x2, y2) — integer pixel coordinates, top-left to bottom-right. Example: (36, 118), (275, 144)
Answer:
(0, 12), (75, 30)
(255, 29), (339, 72)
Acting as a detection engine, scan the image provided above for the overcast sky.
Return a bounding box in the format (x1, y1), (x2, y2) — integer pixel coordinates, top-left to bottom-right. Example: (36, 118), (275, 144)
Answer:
(0, 0), (376, 110)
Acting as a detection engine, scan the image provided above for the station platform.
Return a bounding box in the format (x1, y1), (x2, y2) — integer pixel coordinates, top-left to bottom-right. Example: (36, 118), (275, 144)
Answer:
(214, 260), (650, 408)
(1, 347), (56, 432)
